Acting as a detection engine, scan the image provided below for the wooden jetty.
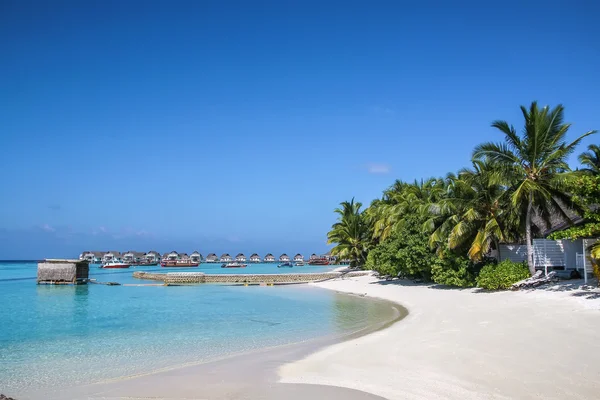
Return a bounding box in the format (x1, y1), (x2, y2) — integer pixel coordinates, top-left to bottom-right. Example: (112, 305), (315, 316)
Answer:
(37, 259), (90, 285)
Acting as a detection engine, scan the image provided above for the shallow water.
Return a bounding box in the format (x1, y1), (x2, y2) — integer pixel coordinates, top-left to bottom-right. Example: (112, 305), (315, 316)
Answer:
(0, 261), (394, 396)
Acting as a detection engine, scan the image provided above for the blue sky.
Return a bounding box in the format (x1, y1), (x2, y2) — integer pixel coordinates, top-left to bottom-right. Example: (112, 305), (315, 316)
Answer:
(1, 1), (599, 259)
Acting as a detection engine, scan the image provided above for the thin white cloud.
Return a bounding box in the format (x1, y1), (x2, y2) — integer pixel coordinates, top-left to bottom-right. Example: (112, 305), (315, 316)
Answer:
(41, 224), (55, 232)
(366, 163), (391, 174)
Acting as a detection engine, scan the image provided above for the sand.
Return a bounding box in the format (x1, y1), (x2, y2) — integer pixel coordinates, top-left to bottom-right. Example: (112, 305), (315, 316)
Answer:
(280, 274), (600, 400)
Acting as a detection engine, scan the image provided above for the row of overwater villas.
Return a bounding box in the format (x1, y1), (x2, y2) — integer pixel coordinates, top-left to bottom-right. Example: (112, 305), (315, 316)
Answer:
(79, 251), (340, 264)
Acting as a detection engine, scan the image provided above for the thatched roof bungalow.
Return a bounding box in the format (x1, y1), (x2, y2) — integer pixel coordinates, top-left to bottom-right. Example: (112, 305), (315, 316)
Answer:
(37, 259), (89, 285)
(146, 251), (160, 262)
(249, 253), (261, 263)
(264, 253), (276, 263)
(293, 253), (304, 261)
(123, 251), (145, 263)
(163, 251), (179, 261)
(190, 251), (202, 263)
(206, 253), (218, 263)
(79, 251), (100, 263)
(102, 251), (121, 263)
(279, 253), (290, 262)
(235, 253), (246, 262)
(309, 253), (318, 260)
(220, 253), (232, 262)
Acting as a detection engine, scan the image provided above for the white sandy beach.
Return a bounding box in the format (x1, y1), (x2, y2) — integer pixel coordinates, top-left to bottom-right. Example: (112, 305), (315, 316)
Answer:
(280, 274), (600, 400)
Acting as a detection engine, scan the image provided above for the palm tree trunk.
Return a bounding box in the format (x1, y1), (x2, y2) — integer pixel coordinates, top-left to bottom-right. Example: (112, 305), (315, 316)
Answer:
(525, 197), (535, 275)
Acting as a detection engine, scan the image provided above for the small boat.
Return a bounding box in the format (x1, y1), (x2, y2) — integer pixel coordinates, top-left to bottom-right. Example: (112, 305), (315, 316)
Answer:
(161, 260), (199, 267)
(101, 261), (130, 269)
(294, 261), (305, 267)
(278, 262), (293, 268)
(222, 262), (247, 268)
(308, 258), (329, 266)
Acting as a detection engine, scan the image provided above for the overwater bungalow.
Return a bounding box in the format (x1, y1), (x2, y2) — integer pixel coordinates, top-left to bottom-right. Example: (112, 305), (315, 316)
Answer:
(309, 253), (319, 261)
(279, 253), (290, 262)
(179, 253), (190, 261)
(79, 251), (104, 263)
(235, 253), (246, 262)
(249, 253), (262, 263)
(146, 251), (161, 263)
(79, 251), (95, 263)
(293, 253), (304, 262)
(122, 251), (145, 263)
(102, 251), (122, 263)
(190, 251), (203, 263)
(264, 253), (276, 263)
(205, 253), (218, 263)
(220, 253), (232, 262)
(163, 251), (179, 261)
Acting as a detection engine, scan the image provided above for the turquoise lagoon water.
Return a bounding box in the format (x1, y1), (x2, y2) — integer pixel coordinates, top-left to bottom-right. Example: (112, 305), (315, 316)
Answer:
(0, 261), (394, 396)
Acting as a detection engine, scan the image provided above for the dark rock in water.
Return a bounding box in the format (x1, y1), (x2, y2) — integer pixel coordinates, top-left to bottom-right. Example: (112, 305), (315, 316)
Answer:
(1, 394), (17, 400)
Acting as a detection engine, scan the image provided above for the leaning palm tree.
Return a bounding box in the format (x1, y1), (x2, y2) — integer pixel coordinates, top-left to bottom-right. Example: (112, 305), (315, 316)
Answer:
(578, 144), (600, 175)
(327, 198), (370, 268)
(473, 102), (596, 275)
(427, 160), (518, 261)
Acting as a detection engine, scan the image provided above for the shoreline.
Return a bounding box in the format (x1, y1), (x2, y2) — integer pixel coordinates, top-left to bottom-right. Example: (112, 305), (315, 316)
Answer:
(23, 285), (403, 400)
(279, 273), (600, 400)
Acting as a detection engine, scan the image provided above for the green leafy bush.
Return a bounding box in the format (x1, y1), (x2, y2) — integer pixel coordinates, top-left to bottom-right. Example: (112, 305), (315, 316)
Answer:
(476, 260), (530, 290)
(366, 214), (437, 280)
(431, 251), (477, 287)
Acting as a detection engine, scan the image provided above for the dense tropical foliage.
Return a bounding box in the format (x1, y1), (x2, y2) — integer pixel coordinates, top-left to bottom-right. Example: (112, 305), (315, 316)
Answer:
(327, 102), (598, 288)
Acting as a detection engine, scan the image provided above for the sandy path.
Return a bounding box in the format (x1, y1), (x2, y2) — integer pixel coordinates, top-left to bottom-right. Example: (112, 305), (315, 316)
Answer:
(280, 275), (600, 400)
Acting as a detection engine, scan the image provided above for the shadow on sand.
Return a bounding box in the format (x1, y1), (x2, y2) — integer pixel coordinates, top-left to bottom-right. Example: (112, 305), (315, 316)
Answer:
(367, 275), (600, 300)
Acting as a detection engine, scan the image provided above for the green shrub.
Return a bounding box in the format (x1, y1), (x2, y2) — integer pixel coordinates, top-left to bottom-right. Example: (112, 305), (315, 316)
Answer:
(476, 260), (530, 290)
(431, 252), (477, 287)
(366, 214), (436, 280)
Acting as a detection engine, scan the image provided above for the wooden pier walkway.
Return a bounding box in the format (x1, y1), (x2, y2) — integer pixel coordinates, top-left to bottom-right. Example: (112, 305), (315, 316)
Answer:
(132, 271), (369, 285)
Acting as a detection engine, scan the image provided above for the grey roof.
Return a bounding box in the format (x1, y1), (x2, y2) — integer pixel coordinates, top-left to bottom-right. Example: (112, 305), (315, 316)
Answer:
(105, 251), (121, 257)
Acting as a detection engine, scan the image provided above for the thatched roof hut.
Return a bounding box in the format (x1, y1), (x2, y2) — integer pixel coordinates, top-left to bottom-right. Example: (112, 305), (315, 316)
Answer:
(220, 253), (232, 262)
(190, 251), (202, 262)
(37, 259), (89, 285)
(235, 253), (246, 261)
(264, 253), (275, 262)
(279, 253), (290, 261)
(250, 253), (261, 262)
(294, 253), (304, 261)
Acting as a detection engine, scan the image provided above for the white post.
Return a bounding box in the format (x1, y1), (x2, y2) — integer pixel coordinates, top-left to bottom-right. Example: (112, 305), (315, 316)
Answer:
(544, 240), (548, 276)
(583, 239), (588, 285)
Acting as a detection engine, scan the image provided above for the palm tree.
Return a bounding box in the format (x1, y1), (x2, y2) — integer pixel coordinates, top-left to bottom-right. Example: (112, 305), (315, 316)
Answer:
(473, 101), (596, 275)
(371, 178), (447, 241)
(427, 160), (517, 261)
(327, 198), (370, 268)
(578, 144), (600, 174)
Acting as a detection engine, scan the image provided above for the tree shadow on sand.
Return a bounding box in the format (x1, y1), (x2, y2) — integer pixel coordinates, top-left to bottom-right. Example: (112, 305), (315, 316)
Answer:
(367, 276), (600, 300)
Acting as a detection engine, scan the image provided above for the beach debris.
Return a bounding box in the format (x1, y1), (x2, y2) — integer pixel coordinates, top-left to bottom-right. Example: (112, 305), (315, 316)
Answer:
(511, 271), (558, 290)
